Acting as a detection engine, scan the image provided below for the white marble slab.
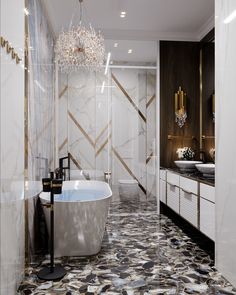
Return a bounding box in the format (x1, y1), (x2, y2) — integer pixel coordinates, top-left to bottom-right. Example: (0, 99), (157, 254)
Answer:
(216, 0), (236, 287)
(0, 0), (25, 293)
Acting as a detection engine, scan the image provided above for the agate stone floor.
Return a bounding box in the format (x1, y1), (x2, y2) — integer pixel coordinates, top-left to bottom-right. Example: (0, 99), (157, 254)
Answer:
(19, 198), (236, 295)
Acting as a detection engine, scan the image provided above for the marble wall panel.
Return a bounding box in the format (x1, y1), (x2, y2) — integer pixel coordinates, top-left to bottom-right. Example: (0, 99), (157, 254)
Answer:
(216, 0), (236, 287)
(26, 0), (55, 261)
(0, 0), (25, 293)
(58, 74), (69, 158)
(57, 67), (156, 197)
(146, 70), (156, 197)
(68, 72), (96, 170)
(27, 0), (55, 187)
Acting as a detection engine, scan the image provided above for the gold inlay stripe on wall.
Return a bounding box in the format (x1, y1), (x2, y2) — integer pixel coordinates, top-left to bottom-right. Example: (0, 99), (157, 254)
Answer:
(95, 133), (112, 157)
(146, 94), (156, 108)
(112, 146), (147, 195)
(95, 120), (111, 145)
(70, 152), (82, 170)
(59, 85), (68, 99)
(146, 151), (154, 164)
(59, 138), (68, 152)
(68, 111), (95, 148)
(112, 73), (147, 123)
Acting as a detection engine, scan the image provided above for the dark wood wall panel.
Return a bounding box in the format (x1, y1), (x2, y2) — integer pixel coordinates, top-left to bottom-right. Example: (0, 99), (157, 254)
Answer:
(202, 43), (215, 162)
(160, 41), (200, 168)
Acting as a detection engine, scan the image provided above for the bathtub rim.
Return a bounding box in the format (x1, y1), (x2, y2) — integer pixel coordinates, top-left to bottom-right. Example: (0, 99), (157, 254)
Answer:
(39, 180), (112, 203)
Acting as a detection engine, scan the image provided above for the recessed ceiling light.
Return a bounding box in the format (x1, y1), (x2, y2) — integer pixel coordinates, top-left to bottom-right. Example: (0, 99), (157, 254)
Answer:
(110, 60), (113, 65)
(120, 11), (126, 18)
(128, 49), (132, 54)
(114, 43), (118, 48)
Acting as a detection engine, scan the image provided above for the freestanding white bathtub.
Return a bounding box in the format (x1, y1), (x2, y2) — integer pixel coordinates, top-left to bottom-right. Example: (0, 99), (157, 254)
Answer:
(40, 180), (112, 257)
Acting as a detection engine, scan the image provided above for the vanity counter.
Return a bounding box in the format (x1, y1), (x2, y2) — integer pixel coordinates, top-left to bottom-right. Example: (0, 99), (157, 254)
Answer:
(161, 167), (215, 187)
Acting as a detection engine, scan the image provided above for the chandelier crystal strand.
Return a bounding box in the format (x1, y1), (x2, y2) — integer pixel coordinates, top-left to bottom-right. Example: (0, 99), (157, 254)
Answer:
(55, 0), (105, 73)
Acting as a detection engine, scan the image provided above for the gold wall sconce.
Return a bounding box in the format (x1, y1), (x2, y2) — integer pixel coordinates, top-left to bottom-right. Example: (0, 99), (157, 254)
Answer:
(212, 94), (215, 123)
(175, 86), (187, 128)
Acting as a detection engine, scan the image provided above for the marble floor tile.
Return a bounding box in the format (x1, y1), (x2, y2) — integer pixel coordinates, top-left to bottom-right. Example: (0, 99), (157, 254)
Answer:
(18, 198), (236, 295)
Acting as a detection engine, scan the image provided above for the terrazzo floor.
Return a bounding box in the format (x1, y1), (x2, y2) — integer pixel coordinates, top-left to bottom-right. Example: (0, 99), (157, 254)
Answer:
(19, 197), (236, 295)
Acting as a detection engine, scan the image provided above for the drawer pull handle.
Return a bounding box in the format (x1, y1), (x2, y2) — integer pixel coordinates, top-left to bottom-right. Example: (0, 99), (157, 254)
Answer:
(182, 189), (192, 195)
(168, 182), (177, 188)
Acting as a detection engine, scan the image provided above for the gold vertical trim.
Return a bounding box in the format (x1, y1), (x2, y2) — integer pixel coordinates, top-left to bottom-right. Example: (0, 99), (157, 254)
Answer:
(112, 73), (146, 123)
(146, 94), (156, 108)
(200, 49), (203, 154)
(68, 111), (95, 148)
(24, 0), (29, 265)
(112, 146), (146, 195)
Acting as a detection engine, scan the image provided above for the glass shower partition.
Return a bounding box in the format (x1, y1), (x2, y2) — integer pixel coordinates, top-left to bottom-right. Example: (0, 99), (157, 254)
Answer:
(57, 66), (156, 199)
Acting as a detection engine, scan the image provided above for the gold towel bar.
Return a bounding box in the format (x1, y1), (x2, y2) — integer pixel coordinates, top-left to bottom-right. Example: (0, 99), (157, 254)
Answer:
(202, 135), (215, 140)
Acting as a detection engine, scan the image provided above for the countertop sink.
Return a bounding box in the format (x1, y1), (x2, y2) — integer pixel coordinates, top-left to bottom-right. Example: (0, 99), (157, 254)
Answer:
(174, 160), (203, 172)
(195, 163), (215, 178)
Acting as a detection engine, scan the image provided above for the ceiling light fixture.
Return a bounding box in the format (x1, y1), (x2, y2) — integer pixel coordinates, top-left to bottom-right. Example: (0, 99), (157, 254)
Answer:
(55, 0), (105, 72)
(224, 9), (236, 24)
(128, 49), (132, 54)
(114, 42), (118, 47)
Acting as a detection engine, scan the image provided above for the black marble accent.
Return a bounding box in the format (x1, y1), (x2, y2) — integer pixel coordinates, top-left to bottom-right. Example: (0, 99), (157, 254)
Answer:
(18, 197), (235, 294)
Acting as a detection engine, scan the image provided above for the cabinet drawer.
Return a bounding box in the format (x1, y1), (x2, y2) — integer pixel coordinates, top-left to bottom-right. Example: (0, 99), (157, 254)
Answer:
(200, 183), (215, 203)
(180, 176), (198, 195)
(160, 179), (166, 204)
(167, 171), (179, 187)
(167, 183), (179, 213)
(200, 198), (215, 241)
(180, 189), (198, 227)
(160, 169), (166, 181)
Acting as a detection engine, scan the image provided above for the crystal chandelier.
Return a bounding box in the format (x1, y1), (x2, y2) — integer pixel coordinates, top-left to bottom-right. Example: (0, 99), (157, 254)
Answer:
(55, 0), (105, 72)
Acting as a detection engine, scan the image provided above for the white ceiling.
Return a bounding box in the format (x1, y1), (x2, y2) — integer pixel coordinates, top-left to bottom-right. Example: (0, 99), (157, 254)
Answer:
(41, 0), (214, 63)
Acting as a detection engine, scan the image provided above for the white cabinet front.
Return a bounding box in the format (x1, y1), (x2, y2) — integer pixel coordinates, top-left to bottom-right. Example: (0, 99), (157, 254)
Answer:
(160, 179), (166, 204)
(167, 183), (179, 213)
(180, 189), (198, 227)
(200, 198), (215, 241)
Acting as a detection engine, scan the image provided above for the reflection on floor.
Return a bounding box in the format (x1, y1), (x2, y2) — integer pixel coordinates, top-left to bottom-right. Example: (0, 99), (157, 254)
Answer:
(19, 197), (236, 294)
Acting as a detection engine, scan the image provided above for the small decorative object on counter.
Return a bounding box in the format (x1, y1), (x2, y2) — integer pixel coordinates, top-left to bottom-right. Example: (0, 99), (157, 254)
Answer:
(176, 147), (195, 160)
(209, 148), (215, 162)
(174, 86), (187, 128)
